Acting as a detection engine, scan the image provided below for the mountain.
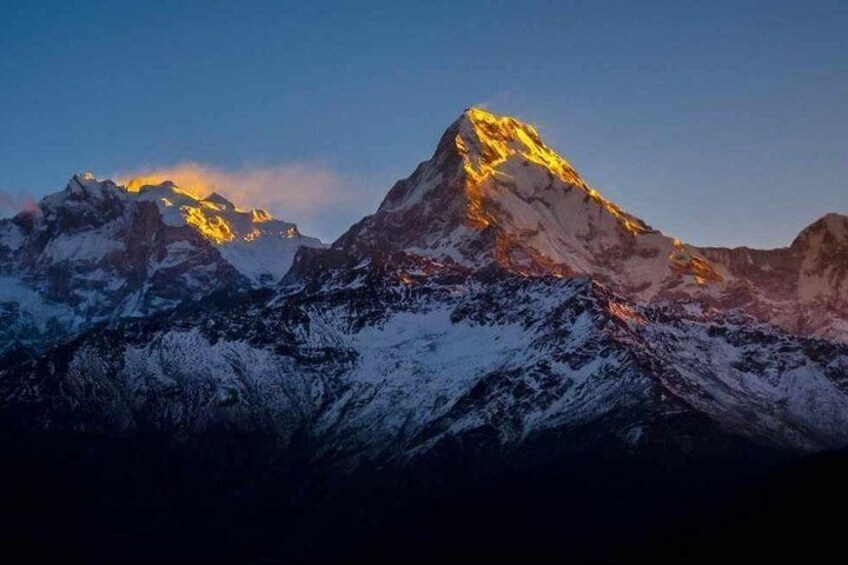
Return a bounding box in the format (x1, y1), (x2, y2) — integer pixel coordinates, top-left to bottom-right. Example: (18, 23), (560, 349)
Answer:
(338, 108), (715, 290)
(0, 109), (846, 561)
(0, 173), (323, 353)
(339, 108), (848, 341)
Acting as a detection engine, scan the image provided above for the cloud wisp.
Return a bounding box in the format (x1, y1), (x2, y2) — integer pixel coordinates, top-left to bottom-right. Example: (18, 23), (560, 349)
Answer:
(116, 161), (375, 241)
(117, 161), (343, 214)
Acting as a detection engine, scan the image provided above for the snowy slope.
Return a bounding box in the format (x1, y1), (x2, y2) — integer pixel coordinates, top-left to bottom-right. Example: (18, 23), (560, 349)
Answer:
(2, 260), (846, 469)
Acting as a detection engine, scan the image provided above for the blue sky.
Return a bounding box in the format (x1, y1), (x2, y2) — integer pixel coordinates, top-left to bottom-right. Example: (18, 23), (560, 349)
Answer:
(0, 0), (845, 246)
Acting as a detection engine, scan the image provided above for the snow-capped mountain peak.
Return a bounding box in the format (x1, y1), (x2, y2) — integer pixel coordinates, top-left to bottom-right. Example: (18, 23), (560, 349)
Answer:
(338, 108), (686, 285)
(455, 107), (650, 235)
(453, 107), (583, 189)
(369, 107), (649, 236)
(122, 175), (326, 280)
(0, 173), (325, 353)
(45, 172), (121, 205)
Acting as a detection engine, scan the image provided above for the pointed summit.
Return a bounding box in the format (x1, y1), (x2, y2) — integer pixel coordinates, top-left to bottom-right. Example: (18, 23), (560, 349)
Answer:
(337, 107), (658, 280)
(38, 173), (125, 218)
(450, 107), (583, 188)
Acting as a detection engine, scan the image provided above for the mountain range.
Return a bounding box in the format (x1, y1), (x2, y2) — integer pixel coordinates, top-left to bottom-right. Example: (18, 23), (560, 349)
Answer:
(1, 108), (846, 561)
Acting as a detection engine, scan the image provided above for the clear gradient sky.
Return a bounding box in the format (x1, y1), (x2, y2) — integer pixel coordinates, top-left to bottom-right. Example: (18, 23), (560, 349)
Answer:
(0, 0), (845, 247)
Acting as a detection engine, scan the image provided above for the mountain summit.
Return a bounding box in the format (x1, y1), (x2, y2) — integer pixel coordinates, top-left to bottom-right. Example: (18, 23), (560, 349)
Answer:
(337, 107), (714, 293)
(449, 107), (641, 234)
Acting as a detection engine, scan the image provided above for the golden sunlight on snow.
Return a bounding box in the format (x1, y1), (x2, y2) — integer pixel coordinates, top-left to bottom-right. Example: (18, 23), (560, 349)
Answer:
(181, 205), (236, 243)
(458, 108), (647, 236)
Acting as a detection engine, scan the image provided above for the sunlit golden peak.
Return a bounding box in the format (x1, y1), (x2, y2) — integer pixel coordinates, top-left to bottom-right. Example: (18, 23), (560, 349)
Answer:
(113, 174), (292, 245)
(454, 107), (581, 184)
(448, 108), (649, 236)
